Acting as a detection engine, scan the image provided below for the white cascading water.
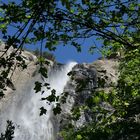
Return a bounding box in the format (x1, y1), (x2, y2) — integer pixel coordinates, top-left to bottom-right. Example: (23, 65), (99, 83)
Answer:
(0, 61), (77, 140)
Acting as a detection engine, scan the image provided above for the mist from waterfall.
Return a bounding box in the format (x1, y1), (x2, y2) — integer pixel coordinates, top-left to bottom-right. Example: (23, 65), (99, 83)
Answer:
(0, 61), (77, 140)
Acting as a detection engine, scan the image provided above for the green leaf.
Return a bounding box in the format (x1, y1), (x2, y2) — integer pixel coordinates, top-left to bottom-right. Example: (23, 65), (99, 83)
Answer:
(88, 46), (96, 54)
(93, 96), (100, 104)
(124, 102), (129, 106)
(45, 42), (56, 51)
(45, 90), (56, 102)
(34, 81), (42, 93)
(39, 67), (48, 78)
(71, 42), (81, 52)
(76, 134), (82, 140)
(120, 25), (125, 29)
(40, 107), (47, 116)
(53, 103), (62, 115)
(70, 9), (74, 13)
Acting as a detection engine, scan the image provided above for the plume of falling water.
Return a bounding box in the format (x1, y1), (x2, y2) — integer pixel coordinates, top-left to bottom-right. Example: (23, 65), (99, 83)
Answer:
(0, 61), (77, 140)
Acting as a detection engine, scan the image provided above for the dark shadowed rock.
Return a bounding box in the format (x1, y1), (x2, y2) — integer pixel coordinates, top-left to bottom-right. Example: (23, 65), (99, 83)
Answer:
(58, 59), (119, 134)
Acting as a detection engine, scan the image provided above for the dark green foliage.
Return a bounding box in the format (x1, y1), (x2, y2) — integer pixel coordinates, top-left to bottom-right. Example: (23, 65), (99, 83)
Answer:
(39, 66), (48, 78)
(0, 0), (140, 139)
(34, 81), (42, 93)
(61, 48), (140, 140)
(53, 103), (62, 115)
(42, 89), (56, 102)
(0, 0), (139, 93)
(40, 107), (47, 116)
(43, 82), (50, 90)
(0, 121), (15, 140)
(97, 77), (106, 88)
(71, 106), (81, 121)
(60, 92), (69, 104)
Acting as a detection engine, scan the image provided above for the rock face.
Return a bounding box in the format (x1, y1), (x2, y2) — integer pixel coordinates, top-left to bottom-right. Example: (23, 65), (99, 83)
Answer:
(0, 45), (53, 111)
(0, 43), (54, 95)
(59, 59), (119, 131)
(0, 45), (119, 139)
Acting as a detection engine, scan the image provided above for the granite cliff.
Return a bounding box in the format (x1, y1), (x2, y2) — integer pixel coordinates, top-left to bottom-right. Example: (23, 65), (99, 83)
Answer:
(59, 59), (118, 134)
(0, 47), (119, 139)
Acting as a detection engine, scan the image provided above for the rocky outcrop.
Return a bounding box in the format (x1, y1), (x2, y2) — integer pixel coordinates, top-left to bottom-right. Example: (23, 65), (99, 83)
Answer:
(0, 44), (53, 112)
(0, 45), (119, 139)
(59, 58), (119, 130)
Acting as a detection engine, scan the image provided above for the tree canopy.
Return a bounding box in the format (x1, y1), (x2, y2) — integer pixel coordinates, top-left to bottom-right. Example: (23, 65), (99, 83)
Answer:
(0, 0), (139, 51)
(0, 0), (140, 139)
(0, 0), (139, 94)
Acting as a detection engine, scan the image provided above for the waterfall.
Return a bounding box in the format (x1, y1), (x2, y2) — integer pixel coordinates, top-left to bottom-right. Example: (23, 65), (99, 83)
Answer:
(0, 61), (77, 140)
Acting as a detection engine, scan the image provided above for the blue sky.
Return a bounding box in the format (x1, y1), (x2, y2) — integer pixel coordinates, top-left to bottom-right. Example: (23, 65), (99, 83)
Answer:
(51, 44), (101, 64)
(0, 0), (102, 64)
(0, 29), (101, 64)
(24, 37), (101, 64)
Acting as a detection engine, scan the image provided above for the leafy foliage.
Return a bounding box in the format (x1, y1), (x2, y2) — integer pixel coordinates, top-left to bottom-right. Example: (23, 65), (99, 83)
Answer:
(40, 107), (47, 116)
(59, 39), (140, 140)
(0, 121), (15, 140)
(0, 0), (140, 139)
(0, 0), (139, 94)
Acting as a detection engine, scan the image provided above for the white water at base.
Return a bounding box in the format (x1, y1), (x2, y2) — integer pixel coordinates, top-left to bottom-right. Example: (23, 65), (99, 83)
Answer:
(0, 61), (77, 140)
